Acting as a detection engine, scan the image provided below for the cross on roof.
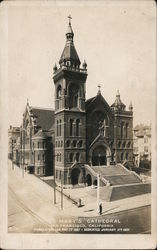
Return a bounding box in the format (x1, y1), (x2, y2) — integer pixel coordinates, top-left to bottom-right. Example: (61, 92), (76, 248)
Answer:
(67, 14), (72, 25)
(97, 84), (101, 94)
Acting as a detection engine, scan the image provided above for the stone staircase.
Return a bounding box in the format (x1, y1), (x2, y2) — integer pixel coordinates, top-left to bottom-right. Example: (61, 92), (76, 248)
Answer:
(84, 164), (150, 201)
(90, 164), (142, 186)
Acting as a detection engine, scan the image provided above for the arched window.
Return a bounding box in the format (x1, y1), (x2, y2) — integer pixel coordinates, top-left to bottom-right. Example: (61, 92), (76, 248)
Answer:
(73, 140), (77, 147)
(59, 153), (61, 162)
(56, 141), (57, 147)
(58, 141), (60, 147)
(42, 154), (45, 161)
(76, 153), (80, 162)
(121, 153), (124, 161)
(61, 141), (63, 147)
(126, 123), (128, 138)
(126, 153), (128, 160)
(70, 119), (74, 136)
(122, 141), (126, 148)
(118, 141), (121, 148)
(69, 153), (74, 162)
(69, 84), (80, 109)
(57, 120), (59, 136)
(59, 119), (61, 136)
(57, 85), (61, 99)
(78, 140), (83, 148)
(76, 119), (80, 136)
(66, 140), (70, 147)
(121, 122), (124, 138)
(127, 141), (131, 148)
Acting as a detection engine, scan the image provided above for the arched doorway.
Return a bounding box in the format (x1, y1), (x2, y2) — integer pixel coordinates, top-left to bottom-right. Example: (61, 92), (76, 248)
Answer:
(92, 145), (107, 166)
(71, 168), (81, 185)
(86, 174), (92, 186)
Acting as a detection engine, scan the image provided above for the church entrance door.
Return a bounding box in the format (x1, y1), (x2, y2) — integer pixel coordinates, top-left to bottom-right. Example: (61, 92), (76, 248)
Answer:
(92, 145), (107, 166)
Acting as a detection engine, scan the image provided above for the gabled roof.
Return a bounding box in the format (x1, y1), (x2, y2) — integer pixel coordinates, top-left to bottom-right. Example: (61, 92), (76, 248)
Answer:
(85, 93), (113, 117)
(85, 96), (95, 107)
(30, 107), (55, 131)
(32, 129), (48, 139)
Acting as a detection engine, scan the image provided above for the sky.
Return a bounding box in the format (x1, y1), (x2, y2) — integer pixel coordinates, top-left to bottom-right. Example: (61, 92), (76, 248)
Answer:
(8, 1), (156, 127)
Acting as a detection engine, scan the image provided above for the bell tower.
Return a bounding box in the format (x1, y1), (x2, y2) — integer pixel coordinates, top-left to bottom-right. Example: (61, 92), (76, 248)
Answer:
(53, 16), (87, 186)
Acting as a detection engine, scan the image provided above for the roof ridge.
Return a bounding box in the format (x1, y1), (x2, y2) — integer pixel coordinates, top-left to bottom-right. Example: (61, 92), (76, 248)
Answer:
(30, 106), (54, 111)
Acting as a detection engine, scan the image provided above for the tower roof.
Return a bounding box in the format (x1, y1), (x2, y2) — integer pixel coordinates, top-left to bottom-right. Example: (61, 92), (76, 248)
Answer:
(59, 16), (81, 66)
(111, 90), (126, 111)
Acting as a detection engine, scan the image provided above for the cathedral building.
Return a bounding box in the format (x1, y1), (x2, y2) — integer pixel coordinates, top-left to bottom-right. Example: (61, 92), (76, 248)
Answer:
(53, 18), (134, 186)
(9, 17), (135, 188)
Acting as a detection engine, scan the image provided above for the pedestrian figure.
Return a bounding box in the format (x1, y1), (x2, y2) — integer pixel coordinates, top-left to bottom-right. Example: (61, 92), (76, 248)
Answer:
(78, 198), (82, 207)
(99, 203), (102, 215)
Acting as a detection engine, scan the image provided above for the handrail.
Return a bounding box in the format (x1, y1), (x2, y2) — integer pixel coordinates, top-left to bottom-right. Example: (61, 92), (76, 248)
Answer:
(84, 164), (108, 185)
(117, 163), (142, 181)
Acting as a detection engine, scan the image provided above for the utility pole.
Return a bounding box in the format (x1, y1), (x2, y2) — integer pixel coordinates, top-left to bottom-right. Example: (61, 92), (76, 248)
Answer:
(22, 127), (25, 178)
(20, 126), (22, 170)
(34, 146), (35, 174)
(97, 173), (100, 214)
(12, 139), (14, 170)
(61, 171), (63, 209)
(52, 152), (56, 204)
(54, 163), (56, 204)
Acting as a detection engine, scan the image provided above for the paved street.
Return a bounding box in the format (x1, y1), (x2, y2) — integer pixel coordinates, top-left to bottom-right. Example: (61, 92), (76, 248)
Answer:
(8, 160), (151, 233)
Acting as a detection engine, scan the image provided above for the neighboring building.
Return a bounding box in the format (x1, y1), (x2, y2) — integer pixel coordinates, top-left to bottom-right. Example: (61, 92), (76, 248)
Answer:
(8, 126), (20, 161)
(20, 101), (55, 176)
(8, 18), (135, 184)
(133, 124), (151, 168)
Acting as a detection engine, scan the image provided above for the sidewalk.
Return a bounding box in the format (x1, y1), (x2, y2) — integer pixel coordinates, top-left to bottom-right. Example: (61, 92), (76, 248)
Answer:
(9, 161), (151, 218)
